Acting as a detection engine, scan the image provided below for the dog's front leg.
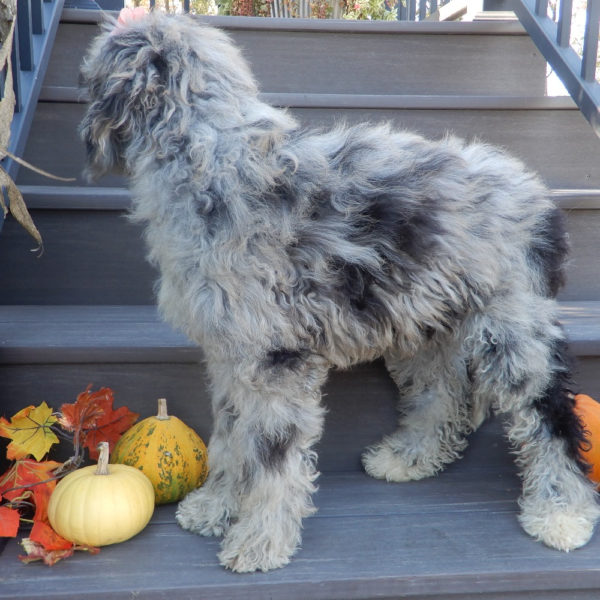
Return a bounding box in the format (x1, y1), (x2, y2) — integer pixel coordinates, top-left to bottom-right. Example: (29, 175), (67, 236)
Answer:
(180, 351), (328, 572)
(176, 386), (247, 538)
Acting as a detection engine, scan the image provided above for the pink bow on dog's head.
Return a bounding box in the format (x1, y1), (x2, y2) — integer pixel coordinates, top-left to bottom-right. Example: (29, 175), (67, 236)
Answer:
(114, 6), (148, 30)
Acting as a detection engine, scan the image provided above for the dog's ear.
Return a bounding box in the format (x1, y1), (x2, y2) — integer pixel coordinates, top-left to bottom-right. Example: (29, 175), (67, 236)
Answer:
(79, 21), (173, 180)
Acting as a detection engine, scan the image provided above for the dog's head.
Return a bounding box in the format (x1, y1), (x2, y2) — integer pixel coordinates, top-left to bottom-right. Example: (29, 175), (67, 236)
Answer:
(79, 12), (259, 181)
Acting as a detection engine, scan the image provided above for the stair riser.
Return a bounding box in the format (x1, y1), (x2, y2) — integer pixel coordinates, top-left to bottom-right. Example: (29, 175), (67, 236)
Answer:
(2, 356), (598, 472)
(0, 361), (397, 472)
(0, 210), (155, 305)
(47, 21), (547, 96)
(0, 207), (597, 304)
(17, 102), (600, 189)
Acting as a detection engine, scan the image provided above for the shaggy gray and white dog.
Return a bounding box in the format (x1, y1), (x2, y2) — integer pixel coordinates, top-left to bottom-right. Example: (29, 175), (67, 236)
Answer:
(80, 11), (599, 572)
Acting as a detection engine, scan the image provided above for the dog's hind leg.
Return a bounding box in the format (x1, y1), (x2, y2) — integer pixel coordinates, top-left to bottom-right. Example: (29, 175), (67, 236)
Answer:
(468, 294), (600, 551)
(178, 351), (328, 572)
(362, 338), (478, 482)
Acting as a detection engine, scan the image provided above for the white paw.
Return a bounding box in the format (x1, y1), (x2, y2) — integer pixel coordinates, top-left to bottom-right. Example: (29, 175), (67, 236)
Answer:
(519, 501), (600, 551)
(218, 519), (299, 573)
(362, 440), (443, 482)
(176, 487), (234, 537)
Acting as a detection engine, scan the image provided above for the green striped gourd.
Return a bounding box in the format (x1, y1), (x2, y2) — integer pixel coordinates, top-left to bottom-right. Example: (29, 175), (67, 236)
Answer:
(111, 398), (208, 504)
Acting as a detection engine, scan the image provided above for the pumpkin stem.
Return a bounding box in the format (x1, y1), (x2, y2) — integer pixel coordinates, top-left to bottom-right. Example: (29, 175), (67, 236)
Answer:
(95, 442), (111, 476)
(157, 398), (170, 421)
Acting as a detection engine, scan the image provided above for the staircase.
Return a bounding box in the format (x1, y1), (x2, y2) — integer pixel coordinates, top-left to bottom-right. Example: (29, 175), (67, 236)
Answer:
(1, 9), (600, 599)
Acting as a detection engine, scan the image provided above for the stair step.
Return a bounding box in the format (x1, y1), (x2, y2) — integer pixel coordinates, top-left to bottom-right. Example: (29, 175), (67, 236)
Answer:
(1, 188), (598, 304)
(2, 302), (600, 363)
(48, 12), (547, 96)
(19, 13), (600, 190)
(2, 424), (600, 599)
(1, 302), (599, 473)
(17, 95), (600, 189)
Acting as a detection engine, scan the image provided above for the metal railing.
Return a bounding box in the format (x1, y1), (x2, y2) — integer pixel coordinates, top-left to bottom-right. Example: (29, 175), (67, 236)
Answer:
(2, 0), (65, 180)
(513, 0), (600, 137)
(397, 0), (466, 20)
(151, 0), (458, 20)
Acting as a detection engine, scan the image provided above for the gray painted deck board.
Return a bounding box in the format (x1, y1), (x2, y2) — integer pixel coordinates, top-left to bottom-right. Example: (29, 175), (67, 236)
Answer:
(2, 302), (600, 361)
(16, 184), (600, 210)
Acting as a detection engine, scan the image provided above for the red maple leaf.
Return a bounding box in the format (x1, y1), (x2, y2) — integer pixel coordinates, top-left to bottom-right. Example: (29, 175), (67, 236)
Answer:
(58, 386), (138, 460)
(57, 385), (110, 432)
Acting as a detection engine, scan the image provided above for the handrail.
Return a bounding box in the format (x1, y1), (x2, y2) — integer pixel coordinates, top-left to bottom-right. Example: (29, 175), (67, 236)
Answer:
(513, 0), (600, 138)
(2, 0), (65, 181)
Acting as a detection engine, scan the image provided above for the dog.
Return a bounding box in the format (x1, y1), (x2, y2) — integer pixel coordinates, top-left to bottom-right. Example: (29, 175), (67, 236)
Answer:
(80, 11), (599, 572)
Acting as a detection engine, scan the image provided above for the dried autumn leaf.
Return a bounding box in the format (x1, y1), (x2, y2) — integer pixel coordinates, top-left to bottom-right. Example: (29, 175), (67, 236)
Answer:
(0, 505), (20, 537)
(57, 385), (111, 432)
(58, 386), (138, 460)
(84, 404), (139, 460)
(0, 166), (43, 252)
(18, 538), (74, 566)
(0, 402), (59, 461)
(30, 521), (72, 551)
(19, 538), (100, 566)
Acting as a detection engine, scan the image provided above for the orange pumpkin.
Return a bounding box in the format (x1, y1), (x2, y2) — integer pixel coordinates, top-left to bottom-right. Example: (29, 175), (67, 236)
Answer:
(573, 394), (600, 485)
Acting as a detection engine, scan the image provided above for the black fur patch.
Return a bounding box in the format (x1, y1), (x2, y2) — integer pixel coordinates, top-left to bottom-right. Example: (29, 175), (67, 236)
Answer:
(532, 339), (589, 474)
(528, 208), (569, 297)
(330, 259), (382, 314)
(267, 348), (306, 369)
(356, 193), (445, 263)
(256, 425), (298, 471)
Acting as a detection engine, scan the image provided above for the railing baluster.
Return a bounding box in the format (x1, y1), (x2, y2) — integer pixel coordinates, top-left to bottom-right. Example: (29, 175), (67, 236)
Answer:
(535, 0), (548, 17)
(16, 0), (34, 72)
(581, 0), (600, 81)
(557, 0), (572, 47)
(398, 0), (406, 19)
(31, 0), (44, 35)
(418, 0), (427, 19)
(407, 0), (416, 20)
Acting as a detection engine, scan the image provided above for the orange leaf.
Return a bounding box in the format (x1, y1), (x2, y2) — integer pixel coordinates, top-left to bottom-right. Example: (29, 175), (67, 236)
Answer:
(84, 404), (139, 460)
(59, 386), (138, 460)
(30, 521), (73, 551)
(0, 505), (21, 537)
(0, 459), (61, 523)
(0, 402), (59, 461)
(57, 385), (110, 432)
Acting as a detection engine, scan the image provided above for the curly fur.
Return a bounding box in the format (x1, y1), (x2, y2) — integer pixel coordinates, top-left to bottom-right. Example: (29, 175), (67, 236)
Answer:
(80, 12), (599, 572)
